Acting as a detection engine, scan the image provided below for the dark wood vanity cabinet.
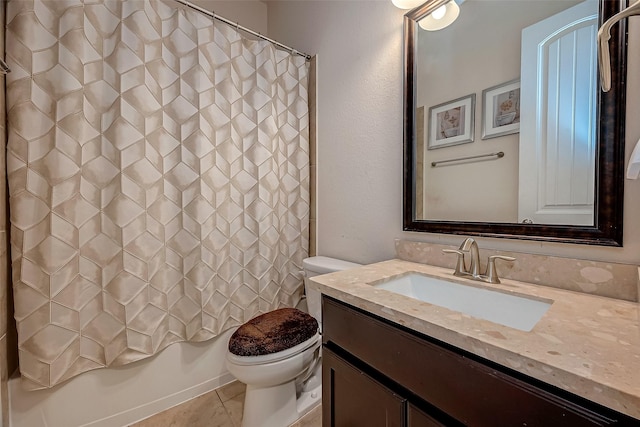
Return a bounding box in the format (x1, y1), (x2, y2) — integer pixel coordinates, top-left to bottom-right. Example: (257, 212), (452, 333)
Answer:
(321, 296), (639, 427)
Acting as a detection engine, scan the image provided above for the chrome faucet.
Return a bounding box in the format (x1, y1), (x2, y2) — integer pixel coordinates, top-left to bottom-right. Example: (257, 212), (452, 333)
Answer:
(459, 237), (480, 277)
(443, 237), (480, 278)
(443, 238), (515, 284)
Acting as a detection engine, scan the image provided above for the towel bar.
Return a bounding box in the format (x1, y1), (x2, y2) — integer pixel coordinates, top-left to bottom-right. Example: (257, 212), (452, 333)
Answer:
(431, 151), (504, 167)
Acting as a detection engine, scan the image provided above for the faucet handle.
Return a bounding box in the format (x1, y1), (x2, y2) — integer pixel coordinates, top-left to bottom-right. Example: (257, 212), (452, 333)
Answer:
(443, 249), (466, 277)
(485, 255), (515, 284)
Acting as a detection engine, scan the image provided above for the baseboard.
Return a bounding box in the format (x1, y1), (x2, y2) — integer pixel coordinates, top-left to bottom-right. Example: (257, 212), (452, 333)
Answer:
(83, 372), (236, 427)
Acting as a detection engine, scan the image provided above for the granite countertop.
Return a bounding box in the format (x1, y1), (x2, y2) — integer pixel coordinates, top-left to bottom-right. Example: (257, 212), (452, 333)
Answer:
(309, 259), (640, 419)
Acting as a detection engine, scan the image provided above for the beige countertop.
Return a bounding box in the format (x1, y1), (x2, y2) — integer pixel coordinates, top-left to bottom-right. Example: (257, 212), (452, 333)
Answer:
(310, 259), (640, 419)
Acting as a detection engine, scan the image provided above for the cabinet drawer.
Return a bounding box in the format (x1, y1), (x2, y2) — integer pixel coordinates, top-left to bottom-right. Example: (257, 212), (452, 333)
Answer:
(322, 296), (620, 427)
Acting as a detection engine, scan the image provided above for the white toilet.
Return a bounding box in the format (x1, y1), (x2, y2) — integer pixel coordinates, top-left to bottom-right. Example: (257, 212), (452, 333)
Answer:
(226, 256), (361, 427)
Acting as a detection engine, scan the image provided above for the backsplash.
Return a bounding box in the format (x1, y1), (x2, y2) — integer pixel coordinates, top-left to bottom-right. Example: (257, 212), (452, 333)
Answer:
(396, 240), (639, 302)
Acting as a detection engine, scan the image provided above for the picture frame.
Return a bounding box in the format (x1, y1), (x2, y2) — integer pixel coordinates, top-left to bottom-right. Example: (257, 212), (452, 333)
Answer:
(427, 94), (475, 150)
(481, 79), (521, 140)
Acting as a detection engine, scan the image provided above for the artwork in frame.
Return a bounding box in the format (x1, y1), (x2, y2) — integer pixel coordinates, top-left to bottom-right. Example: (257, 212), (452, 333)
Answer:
(427, 94), (475, 150)
(482, 79), (521, 140)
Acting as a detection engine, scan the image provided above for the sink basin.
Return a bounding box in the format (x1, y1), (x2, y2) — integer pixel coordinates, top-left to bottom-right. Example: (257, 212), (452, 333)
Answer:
(372, 273), (552, 332)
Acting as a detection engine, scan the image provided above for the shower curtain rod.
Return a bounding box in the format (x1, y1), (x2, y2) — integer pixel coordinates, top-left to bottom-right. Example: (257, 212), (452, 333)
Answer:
(173, 0), (312, 61)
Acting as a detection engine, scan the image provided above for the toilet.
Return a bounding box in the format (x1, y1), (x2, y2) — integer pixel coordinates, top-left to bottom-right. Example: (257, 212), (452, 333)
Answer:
(226, 256), (362, 427)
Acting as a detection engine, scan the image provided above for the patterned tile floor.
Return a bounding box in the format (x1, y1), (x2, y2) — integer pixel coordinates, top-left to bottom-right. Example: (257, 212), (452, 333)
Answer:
(129, 381), (321, 427)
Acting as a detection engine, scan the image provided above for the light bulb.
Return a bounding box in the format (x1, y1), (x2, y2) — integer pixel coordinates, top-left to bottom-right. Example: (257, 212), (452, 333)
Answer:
(418, 1), (460, 31)
(391, 0), (424, 10)
(431, 5), (447, 20)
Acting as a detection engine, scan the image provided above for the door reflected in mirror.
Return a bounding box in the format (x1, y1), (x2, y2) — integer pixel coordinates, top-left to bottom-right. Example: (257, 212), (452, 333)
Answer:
(403, 0), (626, 246)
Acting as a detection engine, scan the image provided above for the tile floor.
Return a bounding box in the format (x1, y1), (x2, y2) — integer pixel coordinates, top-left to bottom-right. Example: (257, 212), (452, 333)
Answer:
(129, 380), (321, 427)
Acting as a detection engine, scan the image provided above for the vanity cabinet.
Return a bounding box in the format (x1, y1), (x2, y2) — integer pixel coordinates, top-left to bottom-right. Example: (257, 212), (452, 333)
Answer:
(321, 296), (639, 427)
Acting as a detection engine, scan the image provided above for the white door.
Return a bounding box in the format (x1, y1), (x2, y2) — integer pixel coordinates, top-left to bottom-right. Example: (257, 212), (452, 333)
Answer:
(518, 0), (598, 225)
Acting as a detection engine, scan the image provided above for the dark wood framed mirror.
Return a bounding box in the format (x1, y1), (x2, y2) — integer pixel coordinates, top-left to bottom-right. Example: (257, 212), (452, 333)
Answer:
(403, 0), (627, 246)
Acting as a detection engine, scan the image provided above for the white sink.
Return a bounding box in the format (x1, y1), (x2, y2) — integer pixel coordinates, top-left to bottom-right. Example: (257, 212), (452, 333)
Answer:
(372, 273), (552, 332)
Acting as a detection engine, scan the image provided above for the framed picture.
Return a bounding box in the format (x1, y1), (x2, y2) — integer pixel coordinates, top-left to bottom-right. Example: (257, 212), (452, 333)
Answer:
(482, 79), (521, 140)
(427, 94), (475, 150)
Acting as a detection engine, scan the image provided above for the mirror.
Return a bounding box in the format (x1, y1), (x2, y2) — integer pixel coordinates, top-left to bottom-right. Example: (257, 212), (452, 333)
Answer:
(403, 0), (627, 246)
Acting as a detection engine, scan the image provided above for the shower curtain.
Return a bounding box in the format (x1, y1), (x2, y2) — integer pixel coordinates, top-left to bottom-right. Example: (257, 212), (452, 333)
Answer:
(6, 0), (309, 389)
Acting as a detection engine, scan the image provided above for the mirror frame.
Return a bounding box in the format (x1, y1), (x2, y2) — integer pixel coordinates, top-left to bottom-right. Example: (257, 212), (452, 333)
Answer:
(403, 0), (627, 246)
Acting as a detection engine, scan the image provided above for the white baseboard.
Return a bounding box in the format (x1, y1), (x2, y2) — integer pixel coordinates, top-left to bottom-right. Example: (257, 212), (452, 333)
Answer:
(83, 372), (236, 427)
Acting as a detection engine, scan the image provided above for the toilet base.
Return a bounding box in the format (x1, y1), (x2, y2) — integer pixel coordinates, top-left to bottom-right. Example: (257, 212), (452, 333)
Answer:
(241, 363), (322, 427)
(242, 381), (298, 427)
(295, 367), (322, 420)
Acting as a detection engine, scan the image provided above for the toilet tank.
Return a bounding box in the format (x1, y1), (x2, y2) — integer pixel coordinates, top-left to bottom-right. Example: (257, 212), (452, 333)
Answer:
(303, 256), (362, 328)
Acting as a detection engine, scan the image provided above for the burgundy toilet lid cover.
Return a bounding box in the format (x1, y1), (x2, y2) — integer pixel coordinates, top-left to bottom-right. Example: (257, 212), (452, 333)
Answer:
(228, 308), (319, 356)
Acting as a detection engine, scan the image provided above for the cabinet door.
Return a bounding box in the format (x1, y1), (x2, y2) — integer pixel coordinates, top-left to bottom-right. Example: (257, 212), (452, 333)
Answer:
(408, 404), (446, 427)
(323, 347), (406, 427)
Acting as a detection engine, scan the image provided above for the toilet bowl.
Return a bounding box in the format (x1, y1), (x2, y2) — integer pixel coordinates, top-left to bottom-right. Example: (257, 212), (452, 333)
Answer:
(225, 256), (361, 427)
(226, 333), (321, 427)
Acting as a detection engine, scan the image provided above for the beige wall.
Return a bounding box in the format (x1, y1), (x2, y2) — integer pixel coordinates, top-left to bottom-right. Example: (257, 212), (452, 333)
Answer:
(266, 1), (640, 266)
(267, 0), (406, 264)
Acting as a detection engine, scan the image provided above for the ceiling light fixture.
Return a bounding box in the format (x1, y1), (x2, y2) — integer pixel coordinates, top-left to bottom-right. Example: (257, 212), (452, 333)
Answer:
(391, 0), (425, 10)
(418, 1), (460, 31)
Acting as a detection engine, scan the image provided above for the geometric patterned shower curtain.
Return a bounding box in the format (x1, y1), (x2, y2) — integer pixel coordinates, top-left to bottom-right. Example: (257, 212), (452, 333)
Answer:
(5, 0), (309, 390)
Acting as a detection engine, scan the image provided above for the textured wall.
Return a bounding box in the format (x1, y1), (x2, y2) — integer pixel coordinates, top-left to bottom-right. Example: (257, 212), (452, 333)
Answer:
(266, 1), (640, 266)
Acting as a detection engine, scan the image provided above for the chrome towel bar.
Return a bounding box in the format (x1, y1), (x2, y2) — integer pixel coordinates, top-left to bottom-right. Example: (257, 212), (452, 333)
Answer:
(431, 151), (504, 167)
